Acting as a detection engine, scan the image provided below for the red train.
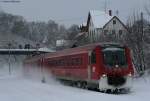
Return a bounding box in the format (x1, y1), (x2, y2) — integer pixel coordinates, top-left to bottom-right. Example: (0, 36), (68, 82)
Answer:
(23, 43), (134, 92)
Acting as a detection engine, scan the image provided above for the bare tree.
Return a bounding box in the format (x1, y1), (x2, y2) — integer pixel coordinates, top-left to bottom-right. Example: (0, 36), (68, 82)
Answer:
(126, 12), (150, 75)
(145, 1), (150, 17)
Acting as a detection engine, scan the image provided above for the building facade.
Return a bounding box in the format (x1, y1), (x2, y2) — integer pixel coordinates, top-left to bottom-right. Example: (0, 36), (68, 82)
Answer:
(76, 10), (128, 46)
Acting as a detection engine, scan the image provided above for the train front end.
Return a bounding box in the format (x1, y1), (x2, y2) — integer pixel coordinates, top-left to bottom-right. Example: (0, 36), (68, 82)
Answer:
(99, 45), (134, 92)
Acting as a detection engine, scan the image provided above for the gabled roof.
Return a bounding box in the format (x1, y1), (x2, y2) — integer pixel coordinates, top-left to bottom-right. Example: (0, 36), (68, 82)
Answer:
(89, 10), (113, 28)
(75, 32), (88, 39)
(103, 16), (129, 31)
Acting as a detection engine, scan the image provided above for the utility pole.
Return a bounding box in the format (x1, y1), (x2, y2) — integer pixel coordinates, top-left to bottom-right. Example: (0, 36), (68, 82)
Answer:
(116, 10), (119, 17)
(141, 12), (144, 36)
(104, 0), (107, 13)
(0, 1), (21, 75)
(8, 43), (11, 75)
(141, 12), (146, 73)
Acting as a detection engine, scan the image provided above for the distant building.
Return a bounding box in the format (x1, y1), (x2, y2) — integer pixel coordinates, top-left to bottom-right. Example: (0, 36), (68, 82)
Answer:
(56, 39), (70, 50)
(74, 24), (88, 46)
(76, 10), (128, 46)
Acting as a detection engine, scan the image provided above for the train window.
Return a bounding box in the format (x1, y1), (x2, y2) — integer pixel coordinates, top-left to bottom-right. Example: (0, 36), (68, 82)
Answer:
(48, 57), (83, 67)
(67, 59), (70, 66)
(74, 58), (78, 65)
(58, 60), (61, 66)
(103, 47), (127, 67)
(91, 51), (96, 64)
(71, 58), (75, 65)
(79, 58), (83, 65)
(54, 60), (57, 66)
(71, 57), (82, 65)
(62, 59), (65, 66)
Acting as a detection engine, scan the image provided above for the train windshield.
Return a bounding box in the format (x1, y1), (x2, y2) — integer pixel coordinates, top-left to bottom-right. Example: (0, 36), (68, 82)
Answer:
(103, 47), (127, 67)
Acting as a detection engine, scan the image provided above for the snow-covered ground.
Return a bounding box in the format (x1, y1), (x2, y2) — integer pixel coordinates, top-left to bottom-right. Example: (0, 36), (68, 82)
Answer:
(0, 65), (150, 101)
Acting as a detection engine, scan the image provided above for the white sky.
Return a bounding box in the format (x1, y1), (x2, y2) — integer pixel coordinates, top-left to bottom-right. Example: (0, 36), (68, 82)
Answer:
(0, 0), (150, 27)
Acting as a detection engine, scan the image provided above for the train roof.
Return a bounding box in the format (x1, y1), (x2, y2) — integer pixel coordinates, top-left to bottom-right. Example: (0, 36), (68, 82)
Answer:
(24, 43), (125, 61)
(44, 43), (125, 58)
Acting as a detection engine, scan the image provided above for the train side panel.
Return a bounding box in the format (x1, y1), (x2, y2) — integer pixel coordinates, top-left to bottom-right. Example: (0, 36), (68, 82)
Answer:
(44, 52), (89, 81)
(125, 47), (134, 75)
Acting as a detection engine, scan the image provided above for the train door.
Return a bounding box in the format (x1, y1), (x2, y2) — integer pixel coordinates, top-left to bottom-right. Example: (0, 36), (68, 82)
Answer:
(88, 50), (97, 80)
(90, 50), (97, 79)
(88, 51), (92, 80)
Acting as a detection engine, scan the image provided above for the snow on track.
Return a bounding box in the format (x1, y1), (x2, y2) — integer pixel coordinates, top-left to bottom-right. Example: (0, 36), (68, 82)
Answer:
(0, 72), (150, 101)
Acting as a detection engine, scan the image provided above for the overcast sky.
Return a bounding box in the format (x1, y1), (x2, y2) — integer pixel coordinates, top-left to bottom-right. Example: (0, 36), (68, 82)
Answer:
(0, 0), (150, 27)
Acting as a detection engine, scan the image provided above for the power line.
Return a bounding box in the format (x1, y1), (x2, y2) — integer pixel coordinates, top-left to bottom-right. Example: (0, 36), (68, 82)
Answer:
(55, 12), (150, 23)
(55, 16), (86, 22)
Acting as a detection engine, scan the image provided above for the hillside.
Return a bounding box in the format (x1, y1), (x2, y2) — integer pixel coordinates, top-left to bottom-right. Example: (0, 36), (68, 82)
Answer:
(0, 33), (37, 49)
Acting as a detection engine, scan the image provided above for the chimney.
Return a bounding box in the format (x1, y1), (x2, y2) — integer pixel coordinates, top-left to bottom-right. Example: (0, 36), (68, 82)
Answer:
(109, 10), (112, 16)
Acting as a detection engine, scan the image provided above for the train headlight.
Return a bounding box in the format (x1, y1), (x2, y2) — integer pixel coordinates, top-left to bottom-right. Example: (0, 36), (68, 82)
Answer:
(102, 74), (107, 78)
(115, 64), (119, 68)
(128, 73), (132, 77)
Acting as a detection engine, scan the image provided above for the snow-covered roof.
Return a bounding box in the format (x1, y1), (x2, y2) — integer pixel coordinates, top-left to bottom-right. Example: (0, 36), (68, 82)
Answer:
(38, 47), (55, 52)
(89, 10), (113, 28)
(82, 22), (87, 26)
(103, 47), (123, 51)
(75, 32), (87, 38)
(56, 40), (69, 47)
(79, 22), (87, 28)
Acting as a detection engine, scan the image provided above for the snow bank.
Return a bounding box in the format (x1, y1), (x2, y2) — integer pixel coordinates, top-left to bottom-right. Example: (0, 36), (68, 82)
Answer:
(0, 64), (150, 101)
(0, 75), (150, 101)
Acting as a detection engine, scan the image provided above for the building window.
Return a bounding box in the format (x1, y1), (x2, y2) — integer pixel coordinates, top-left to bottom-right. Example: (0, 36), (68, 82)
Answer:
(112, 30), (116, 34)
(92, 33), (94, 41)
(91, 30), (94, 41)
(89, 31), (91, 37)
(119, 30), (123, 36)
(104, 30), (108, 35)
(113, 20), (116, 24)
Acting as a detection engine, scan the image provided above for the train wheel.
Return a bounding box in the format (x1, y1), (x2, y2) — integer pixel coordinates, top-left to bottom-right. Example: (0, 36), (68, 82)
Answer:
(99, 90), (105, 93)
(81, 82), (87, 89)
(76, 81), (87, 89)
(106, 89), (112, 93)
(76, 82), (82, 88)
(120, 88), (130, 94)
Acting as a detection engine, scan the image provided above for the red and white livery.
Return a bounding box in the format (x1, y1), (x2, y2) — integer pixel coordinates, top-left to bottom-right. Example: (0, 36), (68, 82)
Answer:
(23, 43), (134, 92)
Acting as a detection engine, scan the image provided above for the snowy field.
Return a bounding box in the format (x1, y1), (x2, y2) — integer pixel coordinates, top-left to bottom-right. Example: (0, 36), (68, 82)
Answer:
(0, 65), (150, 101)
